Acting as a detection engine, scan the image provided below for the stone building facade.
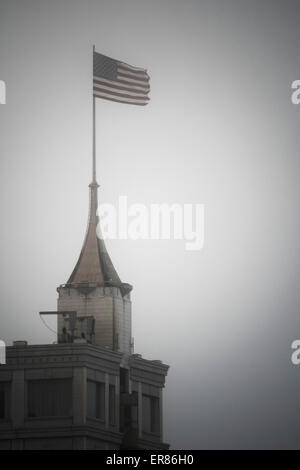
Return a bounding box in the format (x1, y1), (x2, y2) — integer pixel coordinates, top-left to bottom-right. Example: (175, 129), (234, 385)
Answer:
(0, 343), (168, 450)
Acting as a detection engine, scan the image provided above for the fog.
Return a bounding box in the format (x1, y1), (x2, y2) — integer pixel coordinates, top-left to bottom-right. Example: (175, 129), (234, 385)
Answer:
(1, 0), (300, 448)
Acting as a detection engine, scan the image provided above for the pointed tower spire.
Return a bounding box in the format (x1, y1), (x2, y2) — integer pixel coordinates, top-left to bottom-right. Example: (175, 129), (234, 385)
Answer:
(67, 180), (131, 294)
(58, 177), (132, 350)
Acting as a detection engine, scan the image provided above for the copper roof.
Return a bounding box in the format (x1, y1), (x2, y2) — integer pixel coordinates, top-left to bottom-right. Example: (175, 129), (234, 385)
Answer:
(67, 181), (130, 293)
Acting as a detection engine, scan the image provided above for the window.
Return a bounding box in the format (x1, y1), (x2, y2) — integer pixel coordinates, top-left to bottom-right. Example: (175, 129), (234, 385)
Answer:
(87, 381), (105, 420)
(120, 368), (129, 393)
(109, 384), (115, 425)
(0, 382), (10, 420)
(0, 389), (4, 419)
(142, 395), (159, 434)
(27, 379), (72, 418)
(129, 391), (138, 428)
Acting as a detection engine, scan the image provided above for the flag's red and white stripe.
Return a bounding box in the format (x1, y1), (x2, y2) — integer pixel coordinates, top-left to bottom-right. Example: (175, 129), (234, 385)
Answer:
(93, 62), (150, 106)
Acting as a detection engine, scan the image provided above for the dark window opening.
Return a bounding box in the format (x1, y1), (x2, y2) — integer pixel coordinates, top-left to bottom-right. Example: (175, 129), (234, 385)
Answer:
(131, 391), (138, 428)
(87, 381), (105, 420)
(120, 368), (129, 393)
(0, 389), (5, 419)
(0, 382), (10, 420)
(27, 379), (72, 418)
(109, 384), (116, 425)
(142, 395), (160, 434)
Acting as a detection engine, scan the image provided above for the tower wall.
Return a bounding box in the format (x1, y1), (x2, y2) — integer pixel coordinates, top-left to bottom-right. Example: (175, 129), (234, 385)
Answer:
(57, 286), (132, 355)
(113, 293), (132, 355)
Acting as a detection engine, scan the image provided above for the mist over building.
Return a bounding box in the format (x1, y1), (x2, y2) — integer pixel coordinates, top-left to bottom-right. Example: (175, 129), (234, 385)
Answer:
(2, 0), (300, 450)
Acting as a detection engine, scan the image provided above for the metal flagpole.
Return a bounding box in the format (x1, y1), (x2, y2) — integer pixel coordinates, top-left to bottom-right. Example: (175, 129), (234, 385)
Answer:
(92, 44), (96, 183)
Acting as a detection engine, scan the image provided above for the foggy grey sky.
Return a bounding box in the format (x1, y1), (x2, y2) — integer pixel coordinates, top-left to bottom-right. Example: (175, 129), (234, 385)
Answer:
(1, 0), (300, 449)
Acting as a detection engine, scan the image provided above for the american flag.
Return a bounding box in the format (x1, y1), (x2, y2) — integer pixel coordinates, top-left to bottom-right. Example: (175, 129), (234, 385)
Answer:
(93, 51), (150, 106)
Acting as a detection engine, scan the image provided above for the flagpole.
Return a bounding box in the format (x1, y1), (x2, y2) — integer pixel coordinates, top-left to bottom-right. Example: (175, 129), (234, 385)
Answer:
(92, 44), (96, 183)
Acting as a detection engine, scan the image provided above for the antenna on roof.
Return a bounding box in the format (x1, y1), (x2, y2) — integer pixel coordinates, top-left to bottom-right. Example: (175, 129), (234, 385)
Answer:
(39, 311), (95, 344)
